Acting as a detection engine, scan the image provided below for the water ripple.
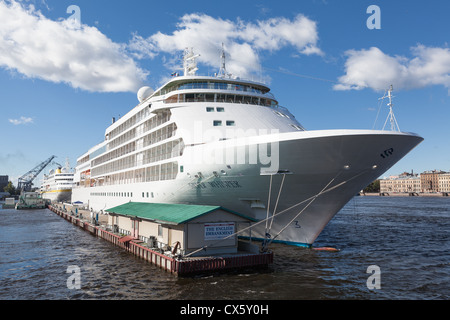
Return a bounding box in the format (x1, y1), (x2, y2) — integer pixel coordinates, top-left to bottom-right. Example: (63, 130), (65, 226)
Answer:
(1, 196), (449, 300)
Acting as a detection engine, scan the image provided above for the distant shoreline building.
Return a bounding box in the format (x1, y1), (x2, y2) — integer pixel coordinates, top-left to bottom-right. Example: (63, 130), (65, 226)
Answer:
(379, 172), (421, 194)
(0, 175), (8, 191)
(420, 170), (446, 193)
(379, 170), (449, 194)
(439, 173), (450, 193)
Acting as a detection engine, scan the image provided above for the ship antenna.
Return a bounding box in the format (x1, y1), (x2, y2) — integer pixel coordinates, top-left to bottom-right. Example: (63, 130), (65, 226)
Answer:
(218, 43), (227, 77)
(381, 85), (400, 132)
(217, 43), (232, 78)
(65, 157), (70, 171)
(183, 47), (200, 76)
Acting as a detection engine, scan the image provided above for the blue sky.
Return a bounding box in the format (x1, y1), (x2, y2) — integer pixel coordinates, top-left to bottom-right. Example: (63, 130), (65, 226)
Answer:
(1, 0), (449, 187)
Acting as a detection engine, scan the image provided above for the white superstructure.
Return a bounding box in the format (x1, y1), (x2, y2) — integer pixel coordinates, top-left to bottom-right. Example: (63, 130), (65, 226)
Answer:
(72, 48), (423, 247)
(40, 159), (74, 203)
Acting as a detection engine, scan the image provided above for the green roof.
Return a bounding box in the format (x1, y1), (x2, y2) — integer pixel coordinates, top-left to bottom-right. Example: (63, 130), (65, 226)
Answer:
(105, 202), (257, 225)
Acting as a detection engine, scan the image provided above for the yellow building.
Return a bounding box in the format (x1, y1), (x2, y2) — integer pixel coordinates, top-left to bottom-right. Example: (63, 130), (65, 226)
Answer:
(438, 173), (450, 193)
(380, 173), (421, 194)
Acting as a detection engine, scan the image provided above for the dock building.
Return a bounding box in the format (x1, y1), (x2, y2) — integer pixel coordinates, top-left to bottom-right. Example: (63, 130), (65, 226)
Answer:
(48, 203), (272, 276)
(105, 202), (256, 256)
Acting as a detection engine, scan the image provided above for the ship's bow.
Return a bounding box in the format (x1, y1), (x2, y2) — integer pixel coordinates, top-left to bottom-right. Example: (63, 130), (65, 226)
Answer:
(246, 129), (423, 246)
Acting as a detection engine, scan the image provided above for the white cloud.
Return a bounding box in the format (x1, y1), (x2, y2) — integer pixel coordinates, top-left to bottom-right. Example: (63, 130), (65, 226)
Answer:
(0, 2), (322, 91)
(334, 45), (450, 93)
(239, 14), (323, 56)
(128, 13), (322, 79)
(0, 0), (147, 92)
(9, 116), (34, 125)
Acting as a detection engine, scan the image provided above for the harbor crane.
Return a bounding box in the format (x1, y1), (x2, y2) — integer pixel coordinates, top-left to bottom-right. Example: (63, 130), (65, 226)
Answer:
(17, 155), (56, 191)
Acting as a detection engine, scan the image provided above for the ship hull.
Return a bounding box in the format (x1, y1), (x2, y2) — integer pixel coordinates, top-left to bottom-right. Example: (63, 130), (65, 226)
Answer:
(41, 190), (72, 203)
(72, 129), (423, 246)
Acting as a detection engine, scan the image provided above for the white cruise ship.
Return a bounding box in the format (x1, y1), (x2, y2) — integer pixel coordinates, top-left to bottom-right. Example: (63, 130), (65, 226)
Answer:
(41, 160), (74, 203)
(72, 48), (423, 247)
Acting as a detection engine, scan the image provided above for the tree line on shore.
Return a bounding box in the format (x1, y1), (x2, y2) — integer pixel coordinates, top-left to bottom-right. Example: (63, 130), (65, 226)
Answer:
(3, 181), (20, 196)
(363, 180), (380, 193)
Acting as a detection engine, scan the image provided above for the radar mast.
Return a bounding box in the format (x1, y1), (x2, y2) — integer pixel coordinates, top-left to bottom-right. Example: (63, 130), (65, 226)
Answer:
(217, 43), (231, 78)
(381, 85), (400, 132)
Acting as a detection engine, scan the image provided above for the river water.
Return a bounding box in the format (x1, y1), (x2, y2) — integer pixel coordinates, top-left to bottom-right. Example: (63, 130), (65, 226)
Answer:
(0, 196), (448, 303)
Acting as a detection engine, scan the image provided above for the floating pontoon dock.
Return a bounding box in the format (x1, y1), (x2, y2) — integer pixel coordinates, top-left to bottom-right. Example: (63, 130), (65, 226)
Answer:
(48, 205), (273, 276)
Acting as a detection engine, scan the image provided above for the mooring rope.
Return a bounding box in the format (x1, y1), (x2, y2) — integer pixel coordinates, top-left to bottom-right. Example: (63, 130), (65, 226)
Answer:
(181, 167), (372, 258)
(262, 170), (343, 250)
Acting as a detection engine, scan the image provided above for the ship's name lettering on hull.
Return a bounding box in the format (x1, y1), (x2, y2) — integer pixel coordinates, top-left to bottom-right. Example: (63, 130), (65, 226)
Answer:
(188, 181), (242, 189)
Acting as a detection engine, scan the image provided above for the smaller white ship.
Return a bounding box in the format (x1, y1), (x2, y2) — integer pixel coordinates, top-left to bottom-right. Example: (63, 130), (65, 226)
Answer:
(40, 158), (74, 203)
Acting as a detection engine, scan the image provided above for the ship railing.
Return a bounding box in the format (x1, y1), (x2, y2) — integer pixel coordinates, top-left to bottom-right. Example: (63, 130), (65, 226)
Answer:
(167, 93), (278, 108)
(160, 81), (268, 96)
(273, 105), (290, 112)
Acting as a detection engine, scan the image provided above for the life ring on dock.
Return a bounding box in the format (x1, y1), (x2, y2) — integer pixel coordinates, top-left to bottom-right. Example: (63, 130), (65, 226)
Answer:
(313, 247), (340, 252)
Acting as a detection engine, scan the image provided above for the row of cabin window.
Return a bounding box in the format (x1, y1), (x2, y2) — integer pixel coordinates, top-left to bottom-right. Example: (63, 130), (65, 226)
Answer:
(142, 191), (154, 198)
(108, 105), (154, 141)
(93, 123), (177, 167)
(88, 162), (179, 188)
(206, 107), (225, 112)
(91, 191), (133, 197)
(160, 81), (265, 95)
(108, 111), (171, 150)
(206, 107), (235, 126)
(91, 139), (183, 177)
(89, 191), (157, 200)
(213, 120), (235, 126)
(164, 93), (275, 107)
